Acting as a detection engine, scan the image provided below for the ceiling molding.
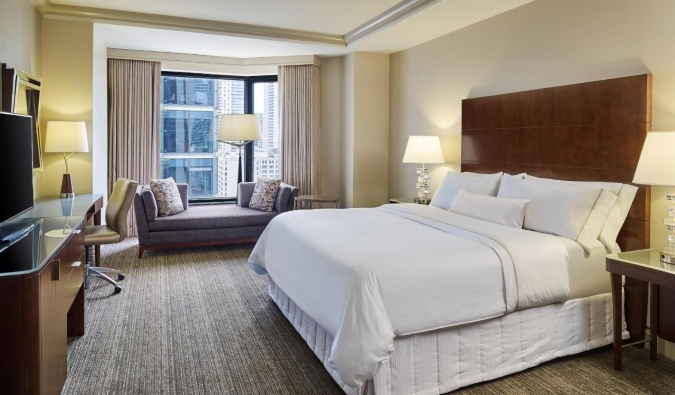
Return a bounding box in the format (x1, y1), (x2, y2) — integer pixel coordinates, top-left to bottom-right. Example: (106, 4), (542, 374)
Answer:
(43, 4), (346, 46)
(343, 0), (440, 44)
(107, 49), (321, 67)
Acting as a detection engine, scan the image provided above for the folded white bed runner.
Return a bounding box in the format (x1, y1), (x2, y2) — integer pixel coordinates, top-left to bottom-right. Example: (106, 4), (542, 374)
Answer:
(248, 204), (570, 388)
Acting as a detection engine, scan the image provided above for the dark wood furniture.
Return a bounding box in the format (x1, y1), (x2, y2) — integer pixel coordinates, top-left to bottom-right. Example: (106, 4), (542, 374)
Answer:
(294, 195), (340, 209)
(0, 194), (103, 395)
(607, 250), (675, 370)
(461, 74), (653, 344)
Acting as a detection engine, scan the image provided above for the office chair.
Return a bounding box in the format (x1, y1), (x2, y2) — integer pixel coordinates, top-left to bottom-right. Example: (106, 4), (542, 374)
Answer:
(84, 178), (138, 293)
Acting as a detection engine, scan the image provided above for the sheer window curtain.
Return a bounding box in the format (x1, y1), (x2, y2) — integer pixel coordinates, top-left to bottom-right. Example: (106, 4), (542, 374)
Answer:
(278, 64), (322, 196)
(108, 59), (161, 236)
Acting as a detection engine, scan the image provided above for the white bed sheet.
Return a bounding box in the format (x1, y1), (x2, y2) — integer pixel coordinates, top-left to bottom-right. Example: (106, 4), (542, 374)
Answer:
(249, 204), (570, 387)
(558, 237), (612, 299)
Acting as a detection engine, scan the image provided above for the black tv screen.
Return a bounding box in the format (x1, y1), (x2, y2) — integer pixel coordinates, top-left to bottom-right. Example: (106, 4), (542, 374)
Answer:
(0, 112), (34, 225)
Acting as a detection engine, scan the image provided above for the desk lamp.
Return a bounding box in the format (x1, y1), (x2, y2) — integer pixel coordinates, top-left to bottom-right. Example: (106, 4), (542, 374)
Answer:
(44, 121), (88, 198)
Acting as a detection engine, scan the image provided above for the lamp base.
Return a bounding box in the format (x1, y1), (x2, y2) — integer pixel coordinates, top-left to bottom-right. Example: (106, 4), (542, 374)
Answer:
(662, 251), (675, 264)
(414, 197), (431, 205)
(60, 174), (74, 198)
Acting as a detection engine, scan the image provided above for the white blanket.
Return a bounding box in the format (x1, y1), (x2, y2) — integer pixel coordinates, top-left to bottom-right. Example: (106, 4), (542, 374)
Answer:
(248, 204), (570, 388)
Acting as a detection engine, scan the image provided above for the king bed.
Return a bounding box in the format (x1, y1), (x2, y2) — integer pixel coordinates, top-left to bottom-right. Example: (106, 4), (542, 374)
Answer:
(248, 74), (653, 394)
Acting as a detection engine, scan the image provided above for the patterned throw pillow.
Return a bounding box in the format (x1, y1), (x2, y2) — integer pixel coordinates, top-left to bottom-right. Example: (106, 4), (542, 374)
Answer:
(249, 178), (281, 212)
(149, 177), (185, 217)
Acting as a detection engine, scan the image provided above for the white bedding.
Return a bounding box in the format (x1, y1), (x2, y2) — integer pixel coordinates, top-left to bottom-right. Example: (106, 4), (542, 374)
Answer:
(248, 204), (571, 387)
(559, 237), (612, 299)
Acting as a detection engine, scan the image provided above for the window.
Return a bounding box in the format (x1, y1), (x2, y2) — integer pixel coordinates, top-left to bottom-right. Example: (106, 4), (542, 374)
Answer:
(159, 73), (277, 202)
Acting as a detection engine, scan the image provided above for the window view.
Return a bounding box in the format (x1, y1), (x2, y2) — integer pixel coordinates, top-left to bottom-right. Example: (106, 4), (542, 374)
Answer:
(160, 75), (277, 200)
(253, 82), (279, 182)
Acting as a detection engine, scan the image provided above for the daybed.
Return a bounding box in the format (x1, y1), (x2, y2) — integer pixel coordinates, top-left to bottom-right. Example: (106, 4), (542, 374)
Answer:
(134, 181), (298, 257)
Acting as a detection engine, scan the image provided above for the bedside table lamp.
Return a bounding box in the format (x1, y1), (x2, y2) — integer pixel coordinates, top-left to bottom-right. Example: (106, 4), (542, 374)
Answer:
(402, 136), (445, 204)
(633, 131), (675, 263)
(218, 114), (261, 184)
(44, 121), (89, 198)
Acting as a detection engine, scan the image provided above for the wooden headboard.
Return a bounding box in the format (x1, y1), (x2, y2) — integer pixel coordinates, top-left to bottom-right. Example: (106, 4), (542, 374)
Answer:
(461, 74), (651, 252)
(461, 75), (652, 343)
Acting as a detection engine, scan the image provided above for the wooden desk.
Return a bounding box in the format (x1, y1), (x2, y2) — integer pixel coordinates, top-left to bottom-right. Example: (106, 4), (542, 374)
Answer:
(0, 194), (103, 394)
(607, 249), (675, 371)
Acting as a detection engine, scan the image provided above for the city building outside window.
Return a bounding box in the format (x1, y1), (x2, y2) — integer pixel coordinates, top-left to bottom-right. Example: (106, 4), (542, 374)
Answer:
(159, 74), (278, 201)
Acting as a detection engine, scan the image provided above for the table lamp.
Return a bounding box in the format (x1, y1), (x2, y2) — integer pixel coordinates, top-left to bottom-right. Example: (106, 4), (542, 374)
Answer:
(44, 121), (89, 198)
(633, 131), (675, 263)
(402, 135), (445, 204)
(218, 114), (262, 184)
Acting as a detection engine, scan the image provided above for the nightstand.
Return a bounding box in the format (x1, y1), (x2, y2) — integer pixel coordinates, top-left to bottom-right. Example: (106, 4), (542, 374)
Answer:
(389, 197), (430, 205)
(606, 249), (675, 371)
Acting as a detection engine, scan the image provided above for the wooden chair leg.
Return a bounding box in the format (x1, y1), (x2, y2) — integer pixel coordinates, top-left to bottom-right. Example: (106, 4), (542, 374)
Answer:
(138, 247), (145, 259)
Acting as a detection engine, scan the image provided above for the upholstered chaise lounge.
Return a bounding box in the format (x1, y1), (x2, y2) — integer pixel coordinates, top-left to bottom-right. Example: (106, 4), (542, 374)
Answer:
(134, 182), (298, 257)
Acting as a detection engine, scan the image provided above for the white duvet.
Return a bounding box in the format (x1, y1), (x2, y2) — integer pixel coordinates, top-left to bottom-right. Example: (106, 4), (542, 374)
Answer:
(248, 204), (570, 388)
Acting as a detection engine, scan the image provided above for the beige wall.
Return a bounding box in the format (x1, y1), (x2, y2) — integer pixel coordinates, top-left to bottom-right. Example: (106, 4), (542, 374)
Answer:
(40, 19), (94, 197)
(92, 25), (108, 203)
(320, 57), (344, 202)
(390, 0), (675, 252)
(341, 52), (390, 208)
(0, 0), (42, 196)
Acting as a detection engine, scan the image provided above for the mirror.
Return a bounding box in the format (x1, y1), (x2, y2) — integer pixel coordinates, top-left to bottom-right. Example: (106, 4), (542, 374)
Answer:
(1, 64), (43, 171)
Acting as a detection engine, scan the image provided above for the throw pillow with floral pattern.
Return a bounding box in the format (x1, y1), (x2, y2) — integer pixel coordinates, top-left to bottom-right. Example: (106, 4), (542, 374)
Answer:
(249, 178), (281, 212)
(149, 177), (185, 217)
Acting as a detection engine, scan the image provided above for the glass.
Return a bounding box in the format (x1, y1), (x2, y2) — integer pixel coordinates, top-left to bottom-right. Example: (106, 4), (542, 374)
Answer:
(252, 81), (279, 182)
(0, 217), (83, 277)
(160, 76), (245, 199)
(610, 249), (675, 274)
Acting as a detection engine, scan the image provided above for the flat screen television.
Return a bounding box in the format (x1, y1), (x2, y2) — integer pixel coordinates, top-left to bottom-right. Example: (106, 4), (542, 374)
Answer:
(0, 112), (34, 226)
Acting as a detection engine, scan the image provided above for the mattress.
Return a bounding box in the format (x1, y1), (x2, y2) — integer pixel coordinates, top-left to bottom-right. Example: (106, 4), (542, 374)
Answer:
(559, 237), (611, 299)
(268, 277), (629, 395)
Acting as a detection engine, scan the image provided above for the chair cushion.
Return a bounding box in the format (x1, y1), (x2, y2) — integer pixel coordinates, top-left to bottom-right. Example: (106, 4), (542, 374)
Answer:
(150, 177), (185, 217)
(148, 205), (279, 232)
(249, 178), (281, 212)
(85, 225), (122, 245)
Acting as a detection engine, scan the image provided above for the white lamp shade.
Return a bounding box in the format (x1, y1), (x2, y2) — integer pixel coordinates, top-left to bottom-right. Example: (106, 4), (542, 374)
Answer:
(633, 131), (675, 186)
(218, 114), (262, 142)
(44, 121), (89, 153)
(402, 136), (445, 164)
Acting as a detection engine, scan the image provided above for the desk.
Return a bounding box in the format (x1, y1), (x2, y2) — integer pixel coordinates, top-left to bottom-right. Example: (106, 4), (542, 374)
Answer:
(607, 249), (675, 371)
(25, 194), (104, 266)
(0, 194), (103, 394)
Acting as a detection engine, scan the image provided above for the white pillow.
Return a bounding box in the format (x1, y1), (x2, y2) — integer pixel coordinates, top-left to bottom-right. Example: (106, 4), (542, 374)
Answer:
(497, 176), (602, 240)
(576, 190), (617, 252)
(523, 175), (621, 251)
(599, 184), (638, 249)
(430, 172), (502, 210)
(523, 175), (635, 250)
(450, 189), (530, 228)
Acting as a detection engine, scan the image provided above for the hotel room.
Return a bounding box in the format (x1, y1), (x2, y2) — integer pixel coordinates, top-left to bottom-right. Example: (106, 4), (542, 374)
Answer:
(2, 0), (675, 394)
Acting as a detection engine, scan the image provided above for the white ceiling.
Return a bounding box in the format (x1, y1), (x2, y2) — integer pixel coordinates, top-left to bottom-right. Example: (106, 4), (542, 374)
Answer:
(76, 0), (535, 58)
(52, 0), (401, 35)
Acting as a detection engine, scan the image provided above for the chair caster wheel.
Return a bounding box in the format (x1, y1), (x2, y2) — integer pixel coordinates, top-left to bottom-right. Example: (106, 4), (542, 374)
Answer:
(114, 286), (122, 294)
(118, 274), (125, 281)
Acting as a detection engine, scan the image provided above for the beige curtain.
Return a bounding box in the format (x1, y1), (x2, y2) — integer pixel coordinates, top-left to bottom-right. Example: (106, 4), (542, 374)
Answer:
(279, 64), (322, 195)
(108, 59), (161, 236)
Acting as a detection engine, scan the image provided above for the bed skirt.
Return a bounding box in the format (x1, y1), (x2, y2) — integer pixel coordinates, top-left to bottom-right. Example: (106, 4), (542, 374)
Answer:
(268, 276), (629, 395)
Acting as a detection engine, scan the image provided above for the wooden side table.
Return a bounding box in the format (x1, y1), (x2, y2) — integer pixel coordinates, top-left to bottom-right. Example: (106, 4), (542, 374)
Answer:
(606, 249), (675, 370)
(389, 197), (430, 205)
(294, 195), (340, 209)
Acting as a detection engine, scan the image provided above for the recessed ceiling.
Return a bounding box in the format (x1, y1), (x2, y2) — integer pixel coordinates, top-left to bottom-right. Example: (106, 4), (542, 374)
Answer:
(51, 0), (401, 35)
(63, 0), (536, 58)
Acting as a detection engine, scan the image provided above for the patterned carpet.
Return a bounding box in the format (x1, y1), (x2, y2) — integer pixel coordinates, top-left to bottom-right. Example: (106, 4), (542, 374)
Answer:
(63, 239), (675, 395)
